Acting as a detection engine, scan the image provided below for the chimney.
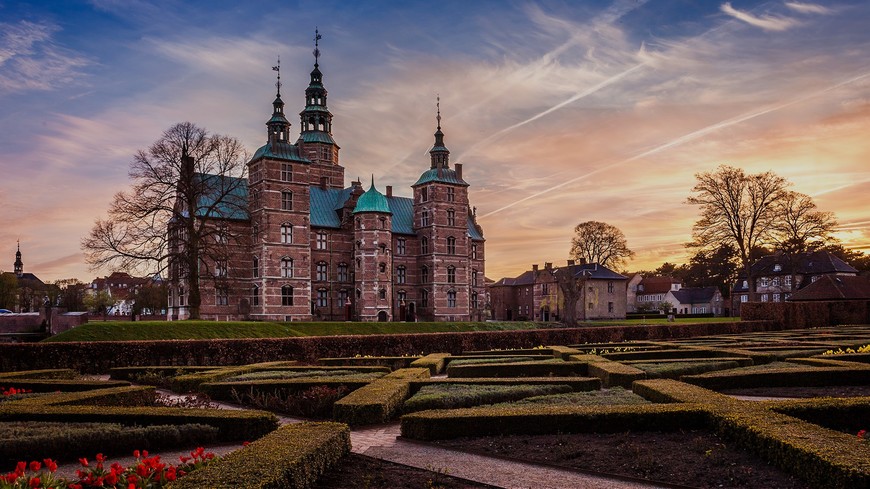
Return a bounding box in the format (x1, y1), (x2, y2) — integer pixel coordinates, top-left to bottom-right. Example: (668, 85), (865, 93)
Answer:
(532, 264), (539, 272)
(386, 185), (392, 197)
(544, 262), (552, 269)
(455, 163), (463, 180)
(567, 260), (575, 266)
(579, 257), (587, 265)
(352, 179), (361, 188)
(320, 177), (328, 190)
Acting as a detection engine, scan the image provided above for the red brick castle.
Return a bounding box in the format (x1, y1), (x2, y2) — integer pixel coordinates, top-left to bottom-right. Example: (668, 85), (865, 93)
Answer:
(167, 41), (485, 322)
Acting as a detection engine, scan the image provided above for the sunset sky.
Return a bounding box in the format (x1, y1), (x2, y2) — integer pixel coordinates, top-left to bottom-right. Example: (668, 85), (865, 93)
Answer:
(2, 0), (869, 283)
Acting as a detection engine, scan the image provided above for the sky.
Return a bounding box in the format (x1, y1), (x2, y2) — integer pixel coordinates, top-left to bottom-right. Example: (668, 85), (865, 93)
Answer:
(2, 0), (869, 283)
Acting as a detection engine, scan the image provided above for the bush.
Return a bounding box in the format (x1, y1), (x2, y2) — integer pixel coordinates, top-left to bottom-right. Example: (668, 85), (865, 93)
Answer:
(0, 421), (220, 464)
(0, 379), (132, 392)
(201, 378), (372, 401)
(409, 377), (601, 395)
(403, 384), (574, 412)
(409, 353), (451, 375)
(446, 360), (585, 378)
(230, 385), (350, 418)
(166, 422), (350, 489)
(333, 368), (430, 425)
(0, 369), (80, 380)
(400, 403), (709, 441)
(318, 356), (421, 370)
(170, 361), (298, 392)
(629, 360), (742, 379)
(682, 366), (870, 390)
(226, 369), (386, 382)
(507, 387), (650, 407)
(586, 362), (646, 388)
(110, 366), (219, 382)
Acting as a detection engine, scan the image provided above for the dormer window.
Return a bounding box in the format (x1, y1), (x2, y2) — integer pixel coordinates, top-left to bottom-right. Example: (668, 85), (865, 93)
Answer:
(773, 264), (782, 272)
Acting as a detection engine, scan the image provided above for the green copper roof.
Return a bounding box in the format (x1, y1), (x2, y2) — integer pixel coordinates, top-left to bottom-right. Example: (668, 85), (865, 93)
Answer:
(413, 167), (469, 187)
(299, 131), (336, 145)
(353, 182), (391, 214)
(251, 141), (311, 164)
(193, 173), (249, 221)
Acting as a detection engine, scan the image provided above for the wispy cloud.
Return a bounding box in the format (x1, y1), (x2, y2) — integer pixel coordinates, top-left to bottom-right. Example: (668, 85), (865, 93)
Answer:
(0, 20), (91, 94)
(785, 2), (832, 15)
(720, 2), (799, 31)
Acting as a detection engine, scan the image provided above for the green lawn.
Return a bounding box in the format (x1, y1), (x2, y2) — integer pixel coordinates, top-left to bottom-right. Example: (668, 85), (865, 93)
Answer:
(43, 320), (544, 342)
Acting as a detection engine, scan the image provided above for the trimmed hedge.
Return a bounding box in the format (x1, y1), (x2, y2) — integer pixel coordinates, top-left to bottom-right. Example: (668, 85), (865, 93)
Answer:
(166, 422), (350, 489)
(109, 366), (219, 381)
(764, 396), (870, 433)
(171, 361), (299, 392)
(0, 422), (220, 464)
(632, 379), (742, 407)
(410, 353), (451, 374)
(318, 356), (421, 370)
(403, 383), (574, 412)
(587, 362), (646, 388)
(741, 300), (870, 328)
(682, 366), (870, 390)
(333, 368), (430, 425)
(0, 369), (80, 380)
(628, 360), (743, 380)
(0, 379), (131, 392)
(549, 346), (582, 360)
(201, 379), (373, 401)
(1, 320), (782, 373)
(400, 403), (709, 441)
(446, 360), (585, 378)
(460, 348), (554, 356)
(410, 377), (601, 395)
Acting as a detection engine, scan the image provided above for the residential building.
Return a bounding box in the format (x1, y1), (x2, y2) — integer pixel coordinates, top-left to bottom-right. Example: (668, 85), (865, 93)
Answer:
(167, 45), (485, 322)
(787, 275), (870, 302)
(664, 286), (724, 315)
(88, 272), (147, 315)
(633, 276), (682, 311)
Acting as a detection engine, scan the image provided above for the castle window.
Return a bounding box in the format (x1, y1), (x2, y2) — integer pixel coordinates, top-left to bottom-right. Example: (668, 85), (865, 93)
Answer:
(321, 146), (330, 160)
(216, 224), (228, 244)
(282, 285), (294, 306)
(317, 232), (328, 250)
(282, 191), (293, 211)
(216, 287), (228, 306)
(448, 290), (456, 308)
(472, 244), (478, 260)
(447, 266), (456, 284)
(379, 217), (386, 229)
(379, 289), (387, 300)
(421, 210), (430, 227)
(420, 187), (428, 202)
(252, 257), (259, 278)
(397, 290), (406, 303)
(397, 266), (406, 284)
(447, 187), (455, 202)
(281, 164), (292, 182)
(421, 289), (429, 308)
(397, 238), (406, 255)
(215, 260), (228, 277)
(379, 243), (387, 254)
(339, 289), (349, 306)
(421, 237), (429, 254)
(471, 292), (478, 308)
(253, 223), (260, 241)
(421, 265), (429, 283)
(251, 285), (260, 306)
(447, 236), (456, 254)
(472, 269), (478, 286)
(447, 209), (455, 226)
(281, 258), (293, 278)
(379, 262), (386, 273)
(317, 261), (328, 281)
(338, 263), (349, 282)
(281, 224), (292, 244)
(317, 288), (328, 308)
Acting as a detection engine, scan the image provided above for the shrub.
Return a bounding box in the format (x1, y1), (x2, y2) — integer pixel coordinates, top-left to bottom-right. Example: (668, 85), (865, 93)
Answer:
(230, 385), (349, 418)
(170, 361), (298, 392)
(109, 366), (219, 382)
(630, 360), (742, 379)
(409, 377), (601, 395)
(166, 422), (350, 489)
(0, 369), (80, 380)
(201, 378), (372, 401)
(226, 369), (386, 382)
(506, 387), (650, 407)
(403, 383), (574, 412)
(682, 366), (870, 390)
(318, 356), (422, 370)
(586, 362), (646, 388)
(410, 353), (451, 375)
(333, 368), (429, 425)
(446, 359), (585, 378)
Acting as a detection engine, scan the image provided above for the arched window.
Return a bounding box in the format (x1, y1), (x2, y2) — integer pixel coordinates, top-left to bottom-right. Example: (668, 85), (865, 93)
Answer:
(471, 291), (478, 309)
(379, 262), (386, 273)
(447, 290), (457, 308)
(420, 265), (429, 283)
(252, 256), (260, 278)
(379, 288), (387, 300)
(281, 224), (292, 244)
(447, 209), (455, 226)
(472, 269), (478, 286)
(421, 210), (430, 227)
(317, 288), (328, 307)
(447, 266), (456, 284)
(282, 285), (294, 306)
(421, 289), (429, 308)
(281, 257), (293, 278)
(282, 191), (293, 211)
(396, 266), (406, 284)
(338, 263), (349, 282)
(447, 236), (456, 254)
(421, 237), (429, 254)
(316, 261), (328, 281)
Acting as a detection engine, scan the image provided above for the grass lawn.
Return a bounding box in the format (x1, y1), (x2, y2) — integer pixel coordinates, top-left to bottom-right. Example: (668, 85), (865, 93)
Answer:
(43, 320), (544, 342)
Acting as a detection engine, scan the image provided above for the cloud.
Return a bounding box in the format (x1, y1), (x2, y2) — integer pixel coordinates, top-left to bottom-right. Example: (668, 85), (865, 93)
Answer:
(0, 20), (91, 94)
(785, 2), (832, 15)
(720, 2), (799, 31)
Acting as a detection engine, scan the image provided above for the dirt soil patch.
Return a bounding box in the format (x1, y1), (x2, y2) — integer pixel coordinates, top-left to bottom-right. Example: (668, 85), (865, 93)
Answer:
(723, 384), (870, 398)
(312, 453), (498, 489)
(435, 430), (810, 489)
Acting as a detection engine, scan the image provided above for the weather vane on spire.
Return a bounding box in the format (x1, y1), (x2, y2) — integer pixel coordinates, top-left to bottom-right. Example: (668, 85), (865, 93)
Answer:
(313, 28), (322, 66)
(272, 56), (281, 95)
(436, 94), (441, 130)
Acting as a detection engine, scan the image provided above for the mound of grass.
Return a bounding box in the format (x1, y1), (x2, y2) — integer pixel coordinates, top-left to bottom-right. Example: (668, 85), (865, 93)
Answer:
(226, 369), (386, 382)
(502, 387), (650, 407)
(45, 320), (544, 342)
(403, 383), (573, 412)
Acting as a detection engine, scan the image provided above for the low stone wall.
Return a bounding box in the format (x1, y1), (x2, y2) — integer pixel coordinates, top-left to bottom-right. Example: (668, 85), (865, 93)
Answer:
(0, 313), (42, 334)
(741, 301), (870, 328)
(0, 320), (785, 373)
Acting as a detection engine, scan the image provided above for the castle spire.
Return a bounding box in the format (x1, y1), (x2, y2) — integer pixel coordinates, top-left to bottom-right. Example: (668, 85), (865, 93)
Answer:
(300, 28), (336, 144)
(266, 57), (291, 144)
(429, 95), (450, 169)
(14, 240), (23, 277)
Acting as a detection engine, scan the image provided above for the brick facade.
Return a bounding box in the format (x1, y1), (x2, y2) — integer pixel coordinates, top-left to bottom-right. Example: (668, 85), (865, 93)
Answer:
(167, 58), (485, 322)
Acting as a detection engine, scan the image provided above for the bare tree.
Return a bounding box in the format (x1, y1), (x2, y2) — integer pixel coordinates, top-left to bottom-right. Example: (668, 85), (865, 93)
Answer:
(569, 221), (634, 269)
(82, 122), (249, 319)
(771, 190), (838, 291)
(686, 165), (789, 301)
(554, 266), (584, 326)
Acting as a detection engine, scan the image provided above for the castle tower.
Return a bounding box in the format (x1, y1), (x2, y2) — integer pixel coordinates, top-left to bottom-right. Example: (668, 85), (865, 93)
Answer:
(14, 241), (23, 277)
(298, 29), (343, 189)
(247, 59), (314, 321)
(353, 178), (393, 321)
(412, 99), (473, 321)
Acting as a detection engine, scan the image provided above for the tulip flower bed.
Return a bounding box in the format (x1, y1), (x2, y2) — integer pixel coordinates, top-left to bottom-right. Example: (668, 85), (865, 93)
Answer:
(1, 447), (217, 488)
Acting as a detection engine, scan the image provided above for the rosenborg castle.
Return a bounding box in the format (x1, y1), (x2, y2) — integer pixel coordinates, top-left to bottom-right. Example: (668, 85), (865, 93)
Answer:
(167, 50), (486, 322)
